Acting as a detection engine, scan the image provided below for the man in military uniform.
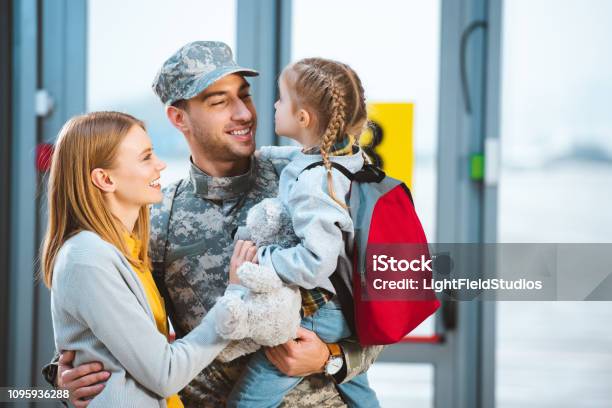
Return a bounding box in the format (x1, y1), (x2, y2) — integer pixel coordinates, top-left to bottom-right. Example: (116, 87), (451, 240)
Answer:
(46, 41), (382, 407)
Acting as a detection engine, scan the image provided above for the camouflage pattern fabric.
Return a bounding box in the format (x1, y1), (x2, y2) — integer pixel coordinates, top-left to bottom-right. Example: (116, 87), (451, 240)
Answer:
(152, 41), (259, 106)
(342, 341), (384, 383)
(149, 156), (382, 407)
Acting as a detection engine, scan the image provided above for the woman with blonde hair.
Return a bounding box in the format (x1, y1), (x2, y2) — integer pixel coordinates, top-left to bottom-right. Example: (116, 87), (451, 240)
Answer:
(42, 111), (253, 407)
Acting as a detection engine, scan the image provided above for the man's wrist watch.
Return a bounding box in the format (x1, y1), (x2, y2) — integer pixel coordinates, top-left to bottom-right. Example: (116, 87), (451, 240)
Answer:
(324, 343), (344, 376)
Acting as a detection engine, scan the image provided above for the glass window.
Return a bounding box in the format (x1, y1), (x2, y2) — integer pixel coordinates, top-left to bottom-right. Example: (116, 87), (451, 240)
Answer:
(291, 0), (440, 242)
(87, 0), (237, 185)
(496, 1), (612, 406)
(368, 363), (434, 408)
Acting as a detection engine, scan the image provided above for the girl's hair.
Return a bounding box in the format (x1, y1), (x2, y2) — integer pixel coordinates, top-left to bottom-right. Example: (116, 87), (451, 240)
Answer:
(283, 57), (367, 208)
(41, 111), (150, 288)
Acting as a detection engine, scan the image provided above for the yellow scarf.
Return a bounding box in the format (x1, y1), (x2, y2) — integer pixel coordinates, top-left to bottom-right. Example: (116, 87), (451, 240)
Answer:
(124, 233), (183, 408)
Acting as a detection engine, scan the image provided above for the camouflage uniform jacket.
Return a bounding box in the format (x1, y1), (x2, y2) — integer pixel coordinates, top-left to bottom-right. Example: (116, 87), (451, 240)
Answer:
(149, 156), (382, 407)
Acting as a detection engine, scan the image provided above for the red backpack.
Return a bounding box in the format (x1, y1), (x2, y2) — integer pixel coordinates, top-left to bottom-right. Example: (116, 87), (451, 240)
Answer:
(300, 162), (440, 346)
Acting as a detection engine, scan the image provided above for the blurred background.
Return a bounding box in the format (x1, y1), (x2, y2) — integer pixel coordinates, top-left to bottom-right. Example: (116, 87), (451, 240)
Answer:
(1, 0), (611, 406)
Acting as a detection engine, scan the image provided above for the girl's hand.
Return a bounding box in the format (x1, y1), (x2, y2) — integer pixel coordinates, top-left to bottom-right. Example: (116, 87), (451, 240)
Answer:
(229, 240), (257, 284)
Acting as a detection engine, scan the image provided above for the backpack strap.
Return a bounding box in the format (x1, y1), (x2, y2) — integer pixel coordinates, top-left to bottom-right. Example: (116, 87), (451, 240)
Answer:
(297, 161), (355, 181)
(357, 164), (386, 183)
(330, 267), (357, 335)
(297, 161), (386, 183)
(400, 183), (415, 206)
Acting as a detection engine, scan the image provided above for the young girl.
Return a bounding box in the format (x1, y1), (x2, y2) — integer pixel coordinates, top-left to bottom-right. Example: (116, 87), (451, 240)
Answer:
(43, 111), (253, 407)
(228, 58), (380, 407)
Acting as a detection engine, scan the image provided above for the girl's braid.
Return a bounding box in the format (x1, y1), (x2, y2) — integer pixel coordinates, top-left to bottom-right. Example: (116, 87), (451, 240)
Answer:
(319, 73), (348, 208)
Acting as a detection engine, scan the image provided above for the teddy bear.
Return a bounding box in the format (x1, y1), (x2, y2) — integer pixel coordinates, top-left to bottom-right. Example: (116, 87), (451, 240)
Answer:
(215, 197), (303, 362)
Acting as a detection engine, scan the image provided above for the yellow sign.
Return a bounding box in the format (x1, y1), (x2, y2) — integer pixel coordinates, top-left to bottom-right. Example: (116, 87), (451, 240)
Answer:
(359, 102), (414, 188)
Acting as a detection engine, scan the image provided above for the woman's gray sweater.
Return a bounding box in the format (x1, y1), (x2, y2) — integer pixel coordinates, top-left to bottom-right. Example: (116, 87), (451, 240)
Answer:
(50, 230), (244, 407)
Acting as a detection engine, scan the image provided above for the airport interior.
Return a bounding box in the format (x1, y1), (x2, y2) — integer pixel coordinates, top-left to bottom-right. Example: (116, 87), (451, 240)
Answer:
(1, 0), (611, 407)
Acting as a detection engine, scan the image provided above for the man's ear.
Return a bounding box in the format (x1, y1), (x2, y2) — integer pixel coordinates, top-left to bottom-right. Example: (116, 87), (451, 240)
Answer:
(91, 168), (116, 193)
(166, 105), (190, 133)
(297, 109), (311, 129)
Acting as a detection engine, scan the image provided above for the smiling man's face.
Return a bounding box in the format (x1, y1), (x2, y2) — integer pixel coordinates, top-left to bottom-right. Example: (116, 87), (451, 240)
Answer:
(183, 73), (257, 163)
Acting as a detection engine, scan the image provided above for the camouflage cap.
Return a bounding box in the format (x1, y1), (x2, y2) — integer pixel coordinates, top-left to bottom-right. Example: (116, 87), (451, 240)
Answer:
(152, 41), (259, 106)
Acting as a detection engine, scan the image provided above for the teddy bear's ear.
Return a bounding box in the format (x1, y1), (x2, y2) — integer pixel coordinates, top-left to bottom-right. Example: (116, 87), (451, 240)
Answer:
(244, 199), (284, 246)
(233, 226), (252, 242)
(263, 199), (282, 221)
